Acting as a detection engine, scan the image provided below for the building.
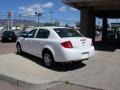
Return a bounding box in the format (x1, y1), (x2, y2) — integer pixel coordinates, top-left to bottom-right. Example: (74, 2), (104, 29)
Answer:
(63, 0), (120, 42)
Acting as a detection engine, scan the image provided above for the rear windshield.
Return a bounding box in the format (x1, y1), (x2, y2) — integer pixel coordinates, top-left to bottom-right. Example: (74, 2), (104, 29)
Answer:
(54, 28), (83, 38)
(4, 31), (14, 35)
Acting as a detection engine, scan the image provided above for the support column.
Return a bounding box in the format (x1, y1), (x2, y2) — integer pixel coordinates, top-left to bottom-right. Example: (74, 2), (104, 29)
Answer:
(102, 17), (108, 42)
(80, 9), (95, 43)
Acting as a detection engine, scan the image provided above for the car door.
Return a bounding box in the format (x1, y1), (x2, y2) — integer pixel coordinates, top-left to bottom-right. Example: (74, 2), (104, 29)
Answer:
(32, 29), (50, 58)
(22, 29), (37, 54)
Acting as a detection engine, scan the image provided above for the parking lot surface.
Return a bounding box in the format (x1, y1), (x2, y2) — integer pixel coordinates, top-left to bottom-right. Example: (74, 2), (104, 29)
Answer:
(0, 53), (66, 84)
(0, 42), (120, 90)
(61, 50), (120, 90)
(0, 41), (16, 54)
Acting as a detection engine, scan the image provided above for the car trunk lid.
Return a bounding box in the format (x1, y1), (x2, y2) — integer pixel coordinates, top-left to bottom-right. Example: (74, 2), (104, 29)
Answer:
(61, 37), (92, 49)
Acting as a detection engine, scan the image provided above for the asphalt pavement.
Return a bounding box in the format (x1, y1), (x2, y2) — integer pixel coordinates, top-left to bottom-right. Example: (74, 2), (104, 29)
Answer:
(0, 42), (120, 90)
(0, 50), (120, 90)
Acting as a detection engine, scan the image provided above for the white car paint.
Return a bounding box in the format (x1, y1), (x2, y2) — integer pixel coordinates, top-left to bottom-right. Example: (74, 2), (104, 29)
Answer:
(16, 27), (95, 62)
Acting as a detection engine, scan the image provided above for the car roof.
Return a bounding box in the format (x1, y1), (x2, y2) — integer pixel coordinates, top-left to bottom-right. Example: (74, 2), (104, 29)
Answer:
(4, 30), (13, 32)
(34, 26), (72, 30)
(3, 30), (14, 33)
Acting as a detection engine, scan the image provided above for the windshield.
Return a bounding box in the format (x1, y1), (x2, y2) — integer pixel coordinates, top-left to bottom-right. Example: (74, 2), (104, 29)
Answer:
(54, 28), (83, 38)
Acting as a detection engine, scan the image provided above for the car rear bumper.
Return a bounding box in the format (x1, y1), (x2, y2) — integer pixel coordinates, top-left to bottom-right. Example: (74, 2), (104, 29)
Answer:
(1, 37), (16, 42)
(55, 46), (95, 62)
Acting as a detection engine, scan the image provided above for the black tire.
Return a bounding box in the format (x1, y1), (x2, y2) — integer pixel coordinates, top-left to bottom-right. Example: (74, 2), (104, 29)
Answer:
(16, 43), (22, 54)
(43, 51), (55, 67)
(1, 38), (5, 42)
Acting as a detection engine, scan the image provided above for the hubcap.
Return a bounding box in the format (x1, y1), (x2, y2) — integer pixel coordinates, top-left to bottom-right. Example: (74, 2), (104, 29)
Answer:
(44, 53), (52, 66)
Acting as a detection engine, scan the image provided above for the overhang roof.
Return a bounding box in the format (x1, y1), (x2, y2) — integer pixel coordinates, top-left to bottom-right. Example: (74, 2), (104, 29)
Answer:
(63, 0), (120, 10)
(63, 0), (120, 18)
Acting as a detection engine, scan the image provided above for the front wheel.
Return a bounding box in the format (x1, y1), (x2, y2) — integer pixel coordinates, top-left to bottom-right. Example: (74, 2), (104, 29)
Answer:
(16, 43), (22, 54)
(43, 51), (55, 67)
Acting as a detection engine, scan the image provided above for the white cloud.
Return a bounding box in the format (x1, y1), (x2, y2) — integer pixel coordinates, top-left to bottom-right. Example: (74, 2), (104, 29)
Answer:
(59, 6), (66, 12)
(19, 4), (43, 15)
(19, 2), (53, 15)
(59, 6), (77, 12)
(42, 2), (53, 8)
(70, 7), (77, 11)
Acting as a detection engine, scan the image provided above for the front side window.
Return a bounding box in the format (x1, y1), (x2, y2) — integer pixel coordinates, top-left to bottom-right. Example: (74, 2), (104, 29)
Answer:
(26, 29), (37, 38)
(36, 29), (50, 38)
(54, 28), (83, 38)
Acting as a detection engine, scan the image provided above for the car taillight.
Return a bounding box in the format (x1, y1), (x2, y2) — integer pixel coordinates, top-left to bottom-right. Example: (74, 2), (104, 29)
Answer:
(61, 41), (73, 48)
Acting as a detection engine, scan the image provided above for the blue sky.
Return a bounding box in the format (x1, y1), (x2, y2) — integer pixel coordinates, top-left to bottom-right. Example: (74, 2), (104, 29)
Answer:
(0, 0), (119, 26)
(0, 0), (80, 26)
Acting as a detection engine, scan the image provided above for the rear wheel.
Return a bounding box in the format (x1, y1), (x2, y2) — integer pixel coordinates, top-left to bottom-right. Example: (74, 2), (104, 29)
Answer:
(16, 43), (22, 54)
(1, 38), (5, 42)
(43, 51), (55, 67)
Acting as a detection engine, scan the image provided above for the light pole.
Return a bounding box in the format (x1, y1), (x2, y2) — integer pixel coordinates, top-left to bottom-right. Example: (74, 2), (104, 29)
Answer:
(50, 11), (53, 24)
(7, 13), (10, 31)
(8, 11), (13, 30)
(35, 12), (43, 27)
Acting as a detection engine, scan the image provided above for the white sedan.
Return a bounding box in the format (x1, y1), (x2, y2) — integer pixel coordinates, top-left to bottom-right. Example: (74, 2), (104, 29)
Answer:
(16, 27), (95, 67)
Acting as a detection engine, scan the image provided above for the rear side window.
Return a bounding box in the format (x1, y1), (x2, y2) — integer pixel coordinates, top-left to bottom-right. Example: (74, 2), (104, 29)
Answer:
(54, 28), (83, 38)
(36, 29), (50, 38)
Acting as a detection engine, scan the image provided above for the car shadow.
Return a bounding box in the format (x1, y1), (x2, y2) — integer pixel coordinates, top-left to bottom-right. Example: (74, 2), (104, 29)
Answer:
(0, 41), (16, 43)
(16, 52), (86, 72)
